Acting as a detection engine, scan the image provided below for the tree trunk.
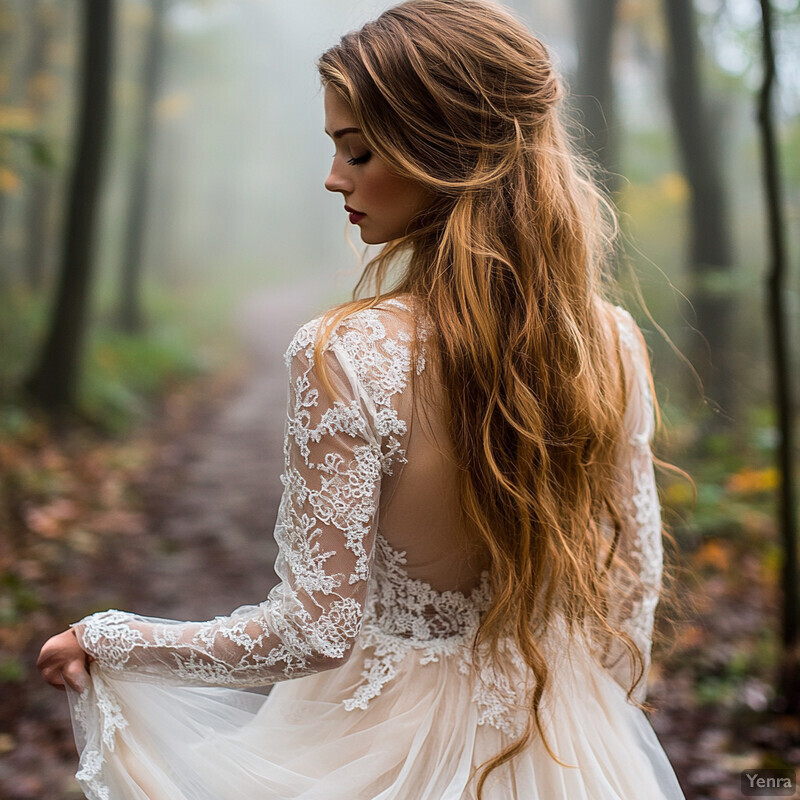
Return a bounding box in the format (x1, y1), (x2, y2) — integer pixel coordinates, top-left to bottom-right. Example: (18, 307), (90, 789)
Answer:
(117, 0), (167, 333)
(573, 0), (619, 191)
(0, 1), (21, 277)
(24, 0), (58, 290)
(24, 0), (115, 418)
(756, 0), (800, 713)
(662, 0), (735, 430)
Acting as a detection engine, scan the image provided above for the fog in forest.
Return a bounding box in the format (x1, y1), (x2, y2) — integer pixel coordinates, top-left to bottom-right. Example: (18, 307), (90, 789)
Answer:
(2, 0), (798, 356)
(3, 2), (800, 796)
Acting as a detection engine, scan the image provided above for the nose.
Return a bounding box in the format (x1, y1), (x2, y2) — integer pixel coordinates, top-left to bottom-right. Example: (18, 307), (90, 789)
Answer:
(324, 159), (352, 195)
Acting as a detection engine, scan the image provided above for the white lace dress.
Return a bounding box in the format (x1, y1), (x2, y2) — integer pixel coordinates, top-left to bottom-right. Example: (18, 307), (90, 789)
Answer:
(66, 297), (685, 799)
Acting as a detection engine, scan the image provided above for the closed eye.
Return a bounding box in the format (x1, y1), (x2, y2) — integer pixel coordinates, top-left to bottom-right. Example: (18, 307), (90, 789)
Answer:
(347, 152), (372, 166)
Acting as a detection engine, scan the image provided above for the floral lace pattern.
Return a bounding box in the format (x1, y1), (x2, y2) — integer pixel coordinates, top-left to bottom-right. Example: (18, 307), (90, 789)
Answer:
(71, 299), (662, 760)
(598, 307), (663, 702)
(344, 533), (492, 711)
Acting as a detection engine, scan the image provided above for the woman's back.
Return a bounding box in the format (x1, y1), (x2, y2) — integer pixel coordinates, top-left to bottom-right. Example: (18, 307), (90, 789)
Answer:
(374, 296), (489, 596)
(372, 294), (634, 600)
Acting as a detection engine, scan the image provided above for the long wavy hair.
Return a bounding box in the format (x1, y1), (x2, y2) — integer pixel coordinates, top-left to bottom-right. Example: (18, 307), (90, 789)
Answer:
(317, 0), (672, 793)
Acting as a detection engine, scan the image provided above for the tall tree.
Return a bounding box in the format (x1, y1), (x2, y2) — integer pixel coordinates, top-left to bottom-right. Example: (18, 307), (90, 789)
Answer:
(23, 0), (59, 290)
(117, 0), (167, 332)
(0, 1), (21, 270)
(662, 0), (734, 429)
(573, 0), (619, 190)
(24, 0), (115, 417)
(757, 0), (800, 712)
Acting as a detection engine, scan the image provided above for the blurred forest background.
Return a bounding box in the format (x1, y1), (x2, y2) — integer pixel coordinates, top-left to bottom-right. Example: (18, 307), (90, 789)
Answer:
(0, 0), (799, 798)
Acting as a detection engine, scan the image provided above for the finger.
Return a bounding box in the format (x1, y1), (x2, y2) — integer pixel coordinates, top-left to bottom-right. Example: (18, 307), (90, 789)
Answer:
(41, 666), (66, 690)
(62, 663), (90, 693)
(36, 645), (54, 673)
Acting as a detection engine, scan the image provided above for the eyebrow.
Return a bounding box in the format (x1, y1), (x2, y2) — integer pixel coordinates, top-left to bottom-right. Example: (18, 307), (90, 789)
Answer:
(325, 126), (362, 139)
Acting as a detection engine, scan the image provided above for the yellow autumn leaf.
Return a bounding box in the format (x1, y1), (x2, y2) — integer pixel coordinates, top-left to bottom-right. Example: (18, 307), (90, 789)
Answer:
(693, 539), (731, 572)
(0, 167), (21, 194)
(664, 481), (694, 506)
(0, 105), (35, 132)
(658, 172), (689, 205)
(727, 467), (780, 494)
(761, 544), (782, 583)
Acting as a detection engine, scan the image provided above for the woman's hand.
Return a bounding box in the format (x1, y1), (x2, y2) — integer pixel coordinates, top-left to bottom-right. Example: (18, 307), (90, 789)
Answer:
(37, 628), (92, 693)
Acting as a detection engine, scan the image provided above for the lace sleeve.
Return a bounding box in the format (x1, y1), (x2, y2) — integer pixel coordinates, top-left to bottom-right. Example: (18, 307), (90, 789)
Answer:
(70, 318), (387, 687)
(601, 307), (664, 702)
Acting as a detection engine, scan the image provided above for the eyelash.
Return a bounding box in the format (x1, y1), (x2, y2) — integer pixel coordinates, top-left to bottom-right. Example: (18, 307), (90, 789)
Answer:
(347, 152), (371, 166)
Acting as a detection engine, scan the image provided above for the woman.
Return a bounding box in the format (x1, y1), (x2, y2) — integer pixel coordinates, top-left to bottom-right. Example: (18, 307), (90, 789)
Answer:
(38, 1), (685, 797)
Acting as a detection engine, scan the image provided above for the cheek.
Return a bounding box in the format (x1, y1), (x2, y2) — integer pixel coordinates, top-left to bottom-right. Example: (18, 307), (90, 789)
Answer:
(359, 163), (419, 210)
(359, 172), (397, 209)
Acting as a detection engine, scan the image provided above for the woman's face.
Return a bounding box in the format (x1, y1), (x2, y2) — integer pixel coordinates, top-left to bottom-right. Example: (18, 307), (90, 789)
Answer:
(324, 86), (432, 245)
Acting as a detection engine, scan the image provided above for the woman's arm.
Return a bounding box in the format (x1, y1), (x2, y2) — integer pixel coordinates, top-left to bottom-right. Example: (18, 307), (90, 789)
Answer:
(40, 319), (388, 689)
(601, 307), (664, 701)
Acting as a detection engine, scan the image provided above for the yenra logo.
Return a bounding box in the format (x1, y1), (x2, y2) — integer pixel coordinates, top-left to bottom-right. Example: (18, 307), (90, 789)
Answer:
(746, 774), (792, 789)
(741, 769), (796, 797)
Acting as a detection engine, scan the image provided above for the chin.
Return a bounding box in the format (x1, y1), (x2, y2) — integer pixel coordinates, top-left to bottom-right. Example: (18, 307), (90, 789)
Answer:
(359, 232), (388, 245)
(359, 228), (404, 246)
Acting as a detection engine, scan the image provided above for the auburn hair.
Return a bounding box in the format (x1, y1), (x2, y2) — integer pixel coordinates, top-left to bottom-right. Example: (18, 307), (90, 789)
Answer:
(316, 0), (674, 793)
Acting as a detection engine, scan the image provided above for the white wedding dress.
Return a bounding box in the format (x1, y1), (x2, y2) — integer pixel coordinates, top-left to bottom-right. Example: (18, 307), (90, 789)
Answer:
(66, 295), (685, 799)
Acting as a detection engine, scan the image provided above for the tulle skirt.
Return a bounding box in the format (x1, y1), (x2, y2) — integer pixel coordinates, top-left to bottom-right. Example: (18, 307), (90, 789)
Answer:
(67, 636), (685, 800)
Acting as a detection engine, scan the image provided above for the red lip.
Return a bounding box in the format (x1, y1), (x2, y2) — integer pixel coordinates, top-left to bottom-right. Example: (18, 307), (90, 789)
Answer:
(345, 205), (366, 224)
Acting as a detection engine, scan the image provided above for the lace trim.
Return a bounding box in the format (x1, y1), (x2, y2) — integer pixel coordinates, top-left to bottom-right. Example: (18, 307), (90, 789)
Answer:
(342, 534), (529, 738)
(343, 533), (492, 711)
(70, 670), (127, 800)
(74, 304), (425, 692)
(603, 306), (663, 700)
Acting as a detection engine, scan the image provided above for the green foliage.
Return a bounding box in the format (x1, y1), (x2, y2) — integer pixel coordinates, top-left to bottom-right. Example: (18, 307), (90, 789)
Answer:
(783, 118), (800, 185)
(0, 404), (34, 438)
(0, 658), (26, 684)
(0, 287), (48, 399)
(0, 572), (43, 626)
(0, 259), (257, 433)
(0, 124), (58, 173)
(693, 630), (778, 709)
(79, 323), (206, 435)
(657, 396), (781, 546)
